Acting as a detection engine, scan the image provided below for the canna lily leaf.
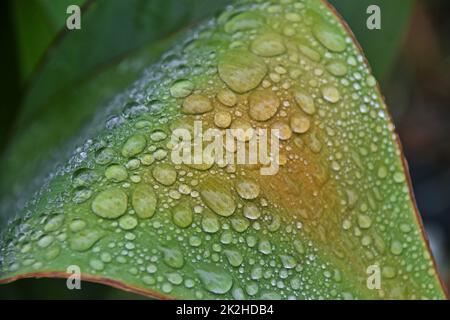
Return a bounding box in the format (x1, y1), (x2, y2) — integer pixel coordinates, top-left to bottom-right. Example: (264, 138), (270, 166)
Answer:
(0, 0), (447, 299)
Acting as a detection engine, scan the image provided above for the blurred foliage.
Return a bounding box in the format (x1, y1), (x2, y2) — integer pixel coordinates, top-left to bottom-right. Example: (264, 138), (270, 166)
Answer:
(13, 0), (87, 83)
(329, 0), (414, 80)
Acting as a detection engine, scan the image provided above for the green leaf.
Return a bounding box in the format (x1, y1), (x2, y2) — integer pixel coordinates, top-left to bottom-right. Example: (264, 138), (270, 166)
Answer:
(328, 0), (415, 79)
(0, 0), (446, 299)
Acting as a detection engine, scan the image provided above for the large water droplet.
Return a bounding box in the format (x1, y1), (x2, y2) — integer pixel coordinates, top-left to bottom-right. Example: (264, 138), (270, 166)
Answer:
(217, 89), (237, 107)
(218, 49), (267, 93)
(313, 23), (346, 52)
(91, 187), (128, 219)
(196, 265), (233, 294)
(290, 113), (310, 134)
(172, 202), (193, 228)
(70, 229), (104, 252)
(248, 89), (280, 122)
(251, 32), (286, 57)
(182, 94), (213, 115)
(105, 164), (128, 182)
(235, 178), (260, 200)
(294, 90), (316, 115)
(122, 134), (147, 158)
(224, 11), (264, 33)
(44, 215), (64, 233)
(153, 164), (177, 186)
(161, 246), (185, 269)
(224, 249), (243, 267)
(201, 212), (221, 233)
(322, 86), (341, 103)
(243, 203), (261, 220)
(170, 79), (194, 98)
(119, 215), (138, 230)
(132, 184), (157, 219)
(200, 177), (236, 217)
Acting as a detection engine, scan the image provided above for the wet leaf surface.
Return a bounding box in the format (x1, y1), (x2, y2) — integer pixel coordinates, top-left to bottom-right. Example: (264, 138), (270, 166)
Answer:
(0, 0), (446, 299)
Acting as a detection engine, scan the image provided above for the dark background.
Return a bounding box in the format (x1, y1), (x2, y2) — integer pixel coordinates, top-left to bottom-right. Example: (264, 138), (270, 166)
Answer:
(0, 0), (449, 298)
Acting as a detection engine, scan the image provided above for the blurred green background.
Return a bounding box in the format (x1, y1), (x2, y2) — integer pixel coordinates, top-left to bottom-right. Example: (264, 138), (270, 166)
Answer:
(0, 0), (449, 299)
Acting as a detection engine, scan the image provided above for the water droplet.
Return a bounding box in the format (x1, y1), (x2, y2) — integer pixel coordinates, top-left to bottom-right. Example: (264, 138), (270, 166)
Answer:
(224, 249), (243, 267)
(258, 239), (272, 255)
(294, 90), (316, 114)
(393, 172), (405, 183)
(172, 202), (193, 228)
(122, 134), (147, 158)
(196, 265), (233, 294)
(200, 177), (236, 217)
(70, 229), (104, 252)
(290, 113), (310, 134)
(214, 111), (232, 128)
(298, 45), (321, 62)
(245, 282), (259, 296)
(231, 216), (250, 233)
(280, 255), (297, 269)
(44, 215), (64, 233)
(230, 119), (254, 142)
(378, 165), (388, 179)
(366, 75), (377, 87)
(167, 272), (183, 285)
(390, 240), (403, 256)
(201, 212), (221, 233)
(161, 247), (184, 269)
(100, 252), (112, 263)
(248, 89), (280, 121)
(72, 187), (92, 204)
(251, 32), (286, 57)
(326, 61), (348, 77)
(170, 79), (194, 98)
(132, 184), (157, 219)
(182, 94), (213, 114)
(37, 235), (54, 248)
(322, 86), (340, 103)
(142, 275), (156, 285)
(95, 147), (116, 165)
(218, 49), (267, 93)
(313, 23), (346, 52)
(69, 219), (86, 232)
(91, 187), (128, 219)
(382, 266), (397, 279)
(72, 168), (98, 188)
(224, 11), (264, 33)
(45, 245), (61, 260)
(119, 215), (138, 230)
(358, 214), (372, 229)
(271, 121), (292, 140)
(243, 203), (261, 220)
(235, 178), (260, 200)
(150, 130), (167, 142)
(217, 89), (237, 107)
(105, 164), (128, 182)
(89, 259), (105, 271)
(153, 164), (177, 186)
